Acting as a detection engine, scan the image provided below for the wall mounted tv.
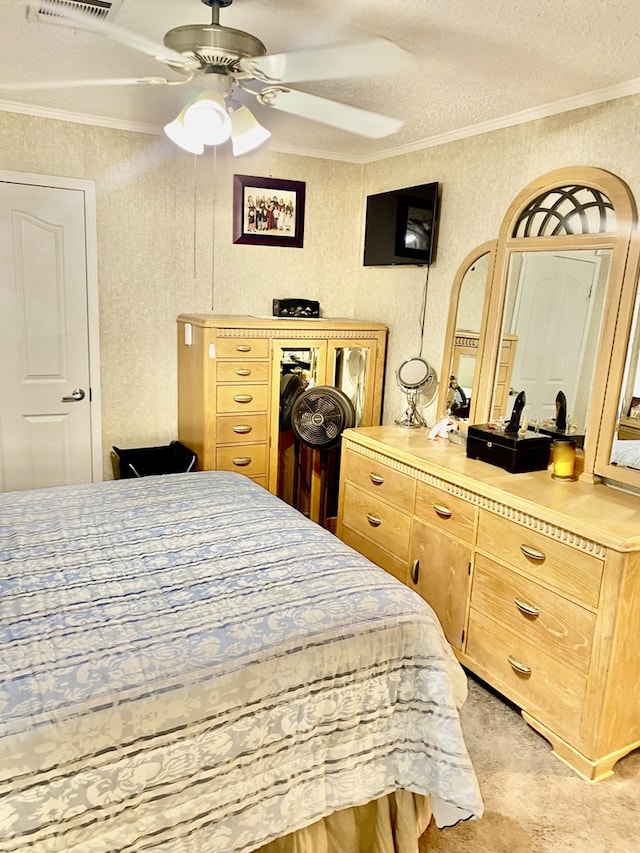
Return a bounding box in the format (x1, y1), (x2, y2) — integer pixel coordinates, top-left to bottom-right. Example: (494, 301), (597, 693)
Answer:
(363, 181), (440, 267)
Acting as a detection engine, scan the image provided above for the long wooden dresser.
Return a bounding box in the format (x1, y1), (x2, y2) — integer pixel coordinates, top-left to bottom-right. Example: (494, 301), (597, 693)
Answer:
(337, 425), (640, 781)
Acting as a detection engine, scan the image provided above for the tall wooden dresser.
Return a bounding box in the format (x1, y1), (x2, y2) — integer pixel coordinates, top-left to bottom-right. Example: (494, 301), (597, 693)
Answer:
(177, 315), (387, 524)
(337, 425), (640, 781)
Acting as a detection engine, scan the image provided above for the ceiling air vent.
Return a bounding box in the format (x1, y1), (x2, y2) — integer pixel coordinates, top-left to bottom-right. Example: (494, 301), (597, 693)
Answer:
(27, 0), (123, 26)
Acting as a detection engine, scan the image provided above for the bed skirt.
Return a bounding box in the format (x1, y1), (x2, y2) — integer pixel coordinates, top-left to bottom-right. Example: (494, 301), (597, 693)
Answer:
(255, 790), (432, 853)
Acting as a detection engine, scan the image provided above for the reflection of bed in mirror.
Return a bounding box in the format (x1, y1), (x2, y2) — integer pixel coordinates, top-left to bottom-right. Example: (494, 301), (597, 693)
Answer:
(610, 438), (640, 469)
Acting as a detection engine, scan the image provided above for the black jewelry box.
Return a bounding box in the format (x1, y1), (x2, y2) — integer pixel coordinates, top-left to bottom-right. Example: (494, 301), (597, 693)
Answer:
(466, 424), (552, 474)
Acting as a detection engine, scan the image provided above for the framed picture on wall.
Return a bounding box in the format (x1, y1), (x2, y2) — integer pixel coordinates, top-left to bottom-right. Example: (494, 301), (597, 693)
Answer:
(233, 174), (306, 248)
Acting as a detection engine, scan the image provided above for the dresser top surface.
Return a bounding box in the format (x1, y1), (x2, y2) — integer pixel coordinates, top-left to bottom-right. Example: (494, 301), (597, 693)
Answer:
(177, 314), (388, 332)
(344, 426), (640, 551)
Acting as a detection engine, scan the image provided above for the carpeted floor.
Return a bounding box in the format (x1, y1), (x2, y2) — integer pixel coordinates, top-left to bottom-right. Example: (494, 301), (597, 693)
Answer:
(420, 673), (640, 852)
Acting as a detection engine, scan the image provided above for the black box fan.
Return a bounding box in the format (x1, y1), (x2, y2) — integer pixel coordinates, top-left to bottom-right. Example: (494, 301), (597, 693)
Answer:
(291, 386), (355, 450)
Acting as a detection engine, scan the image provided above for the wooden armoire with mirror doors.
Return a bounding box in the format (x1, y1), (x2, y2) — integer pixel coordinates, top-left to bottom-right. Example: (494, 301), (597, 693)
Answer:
(177, 314), (387, 529)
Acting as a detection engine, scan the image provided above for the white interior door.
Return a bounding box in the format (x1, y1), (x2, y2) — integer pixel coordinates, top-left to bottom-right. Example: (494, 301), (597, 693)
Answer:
(0, 175), (101, 492)
(507, 253), (597, 422)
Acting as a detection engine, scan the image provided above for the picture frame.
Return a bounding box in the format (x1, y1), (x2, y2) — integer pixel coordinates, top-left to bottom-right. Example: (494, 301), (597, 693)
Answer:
(628, 397), (640, 419)
(233, 174), (306, 248)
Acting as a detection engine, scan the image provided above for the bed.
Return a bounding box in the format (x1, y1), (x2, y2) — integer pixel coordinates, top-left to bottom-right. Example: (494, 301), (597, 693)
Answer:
(610, 437), (640, 469)
(0, 471), (482, 852)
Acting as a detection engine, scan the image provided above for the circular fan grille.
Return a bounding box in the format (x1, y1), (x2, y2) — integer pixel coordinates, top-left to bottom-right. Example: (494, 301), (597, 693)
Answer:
(291, 386), (355, 450)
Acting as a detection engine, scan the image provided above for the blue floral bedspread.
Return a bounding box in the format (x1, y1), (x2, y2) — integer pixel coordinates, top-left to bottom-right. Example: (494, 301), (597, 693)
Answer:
(0, 471), (482, 852)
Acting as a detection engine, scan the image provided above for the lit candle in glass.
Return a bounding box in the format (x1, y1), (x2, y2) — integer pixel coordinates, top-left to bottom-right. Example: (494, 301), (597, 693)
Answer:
(552, 439), (577, 480)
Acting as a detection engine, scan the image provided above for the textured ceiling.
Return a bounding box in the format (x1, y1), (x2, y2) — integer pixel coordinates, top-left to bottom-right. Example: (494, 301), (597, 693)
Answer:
(1, 0), (640, 162)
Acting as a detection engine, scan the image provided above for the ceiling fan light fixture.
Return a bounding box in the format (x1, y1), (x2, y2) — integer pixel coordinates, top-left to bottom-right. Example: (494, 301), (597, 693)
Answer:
(229, 105), (271, 156)
(183, 90), (232, 145)
(164, 106), (205, 154)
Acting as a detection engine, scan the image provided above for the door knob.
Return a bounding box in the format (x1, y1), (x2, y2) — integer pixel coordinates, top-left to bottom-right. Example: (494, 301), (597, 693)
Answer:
(61, 388), (86, 402)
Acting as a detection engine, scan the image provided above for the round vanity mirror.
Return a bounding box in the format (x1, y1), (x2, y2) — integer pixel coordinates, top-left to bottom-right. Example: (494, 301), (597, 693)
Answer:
(396, 356), (436, 428)
(398, 356), (433, 389)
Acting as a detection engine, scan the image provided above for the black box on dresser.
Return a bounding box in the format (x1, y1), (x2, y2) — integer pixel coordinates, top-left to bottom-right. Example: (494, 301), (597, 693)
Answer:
(466, 424), (552, 474)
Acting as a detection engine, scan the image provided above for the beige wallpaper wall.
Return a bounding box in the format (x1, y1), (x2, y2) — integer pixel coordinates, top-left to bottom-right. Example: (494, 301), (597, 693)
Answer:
(2, 93), (640, 477)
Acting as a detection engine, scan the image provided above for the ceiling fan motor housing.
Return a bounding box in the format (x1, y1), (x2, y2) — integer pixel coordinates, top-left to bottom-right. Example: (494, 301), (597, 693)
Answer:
(163, 24), (266, 74)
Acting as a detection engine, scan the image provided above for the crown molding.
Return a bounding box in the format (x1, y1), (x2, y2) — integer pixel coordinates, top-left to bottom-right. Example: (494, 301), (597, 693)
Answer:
(2, 76), (640, 164)
(357, 77), (640, 164)
(0, 98), (161, 135)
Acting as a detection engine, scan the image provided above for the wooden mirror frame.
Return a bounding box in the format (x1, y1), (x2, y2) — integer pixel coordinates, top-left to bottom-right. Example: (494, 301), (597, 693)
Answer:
(466, 166), (637, 483)
(437, 240), (496, 425)
(594, 231), (640, 489)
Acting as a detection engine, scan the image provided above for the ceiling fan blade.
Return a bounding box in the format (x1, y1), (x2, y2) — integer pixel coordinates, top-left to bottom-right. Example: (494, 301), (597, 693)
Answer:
(21, 1), (199, 71)
(256, 87), (403, 139)
(0, 76), (175, 92)
(239, 37), (411, 84)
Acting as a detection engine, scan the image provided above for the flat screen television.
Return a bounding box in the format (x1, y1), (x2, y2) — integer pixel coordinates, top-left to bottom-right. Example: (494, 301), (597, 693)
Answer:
(363, 181), (440, 267)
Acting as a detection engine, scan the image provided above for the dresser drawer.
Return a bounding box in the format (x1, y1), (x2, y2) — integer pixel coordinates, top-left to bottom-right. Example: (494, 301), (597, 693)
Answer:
(471, 554), (596, 673)
(216, 444), (266, 476)
(342, 449), (416, 512)
(217, 385), (269, 414)
(216, 414), (268, 445)
(217, 361), (270, 383)
(415, 480), (476, 544)
(341, 482), (412, 561)
(341, 526), (408, 584)
(476, 511), (603, 608)
(215, 338), (269, 359)
(466, 608), (586, 736)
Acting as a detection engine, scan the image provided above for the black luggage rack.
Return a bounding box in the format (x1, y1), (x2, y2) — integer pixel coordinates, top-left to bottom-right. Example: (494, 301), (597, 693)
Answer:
(111, 441), (197, 479)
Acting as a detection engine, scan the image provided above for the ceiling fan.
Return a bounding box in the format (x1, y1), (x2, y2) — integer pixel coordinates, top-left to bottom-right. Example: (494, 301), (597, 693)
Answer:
(5, 0), (411, 155)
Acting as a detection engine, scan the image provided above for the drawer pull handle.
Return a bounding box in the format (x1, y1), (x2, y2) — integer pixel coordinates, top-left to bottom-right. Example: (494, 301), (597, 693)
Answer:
(433, 503), (452, 519)
(233, 425), (253, 434)
(232, 457), (252, 467)
(507, 655), (532, 676)
(236, 345), (251, 352)
(410, 559), (420, 584)
(366, 514), (382, 527)
(514, 598), (540, 618)
(236, 368), (251, 376)
(369, 473), (385, 486)
(520, 544), (545, 562)
(234, 394), (253, 403)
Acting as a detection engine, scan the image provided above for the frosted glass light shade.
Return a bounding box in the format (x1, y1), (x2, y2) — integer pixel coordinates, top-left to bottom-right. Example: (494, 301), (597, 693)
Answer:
(229, 106), (271, 156)
(183, 91), (232, 146)
(164, 107), (205, 154)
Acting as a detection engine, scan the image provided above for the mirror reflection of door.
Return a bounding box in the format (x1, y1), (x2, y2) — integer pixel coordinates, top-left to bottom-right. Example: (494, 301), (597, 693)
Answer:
(503, 250), (610, 427)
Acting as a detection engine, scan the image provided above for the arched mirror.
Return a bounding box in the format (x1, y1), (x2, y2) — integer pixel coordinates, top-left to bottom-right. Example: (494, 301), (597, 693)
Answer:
(470, 166), (637, 484)
(438, 240), (495, 425)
